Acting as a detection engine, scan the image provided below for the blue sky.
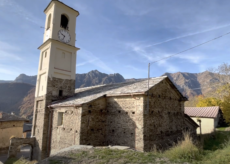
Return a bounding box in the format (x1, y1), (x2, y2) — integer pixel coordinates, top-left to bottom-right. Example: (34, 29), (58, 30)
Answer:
(0, 0), (230, 80)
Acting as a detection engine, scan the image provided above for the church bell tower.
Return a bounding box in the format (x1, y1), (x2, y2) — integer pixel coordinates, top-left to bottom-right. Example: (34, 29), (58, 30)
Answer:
(32, 0), (79, 160)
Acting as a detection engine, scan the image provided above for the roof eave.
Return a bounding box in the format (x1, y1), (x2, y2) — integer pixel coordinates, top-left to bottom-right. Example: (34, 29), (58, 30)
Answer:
(0, 119), (29, 122)
(106, 92), (145, 97)
(38, 39), (80, 50)
(44, 0), (80, 16)
(188, 115), (218, 119)
(49, 104), (82, 109)
(184, 114), (199, 127)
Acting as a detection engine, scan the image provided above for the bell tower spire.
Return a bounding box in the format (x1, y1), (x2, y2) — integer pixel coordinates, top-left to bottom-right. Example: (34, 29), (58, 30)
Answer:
(31, 0), (79, 160)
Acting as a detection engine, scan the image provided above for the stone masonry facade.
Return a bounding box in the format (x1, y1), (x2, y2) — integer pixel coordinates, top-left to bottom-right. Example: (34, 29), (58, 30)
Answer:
(48, 78), (186, 154)
(32, 77), (75, 160)
(144, 79), (184, 151)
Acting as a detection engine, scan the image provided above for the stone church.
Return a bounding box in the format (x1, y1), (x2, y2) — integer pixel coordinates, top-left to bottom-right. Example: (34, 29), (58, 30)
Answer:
(29, 0), (197, 161)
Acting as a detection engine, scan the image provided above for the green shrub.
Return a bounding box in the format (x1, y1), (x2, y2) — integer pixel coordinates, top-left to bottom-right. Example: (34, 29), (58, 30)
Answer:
(164, 132), (202, 161)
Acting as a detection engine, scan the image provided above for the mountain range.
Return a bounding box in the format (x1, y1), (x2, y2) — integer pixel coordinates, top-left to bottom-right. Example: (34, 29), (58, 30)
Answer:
(0, 70), (228, 118)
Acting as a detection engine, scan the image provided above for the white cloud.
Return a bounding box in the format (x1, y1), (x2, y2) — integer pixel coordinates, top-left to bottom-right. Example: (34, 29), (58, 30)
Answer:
(125, 65), (146, 72)
(115, 1), (153, 16)
(155, 60), (179, 73)
(0, 50), (23, 61)
(175, 54), (205, 64)
(77, 59), (98, 67)
(73, 2), (92, 16)
(0, 67), (17, 75)
(0, 0), (42, 25)
(145, 24), (230, 48)
(124, 42), (155, 62)
(78, 48), (115, 73)
(0, 41), (23, 61)
(0, 41), (20, 51)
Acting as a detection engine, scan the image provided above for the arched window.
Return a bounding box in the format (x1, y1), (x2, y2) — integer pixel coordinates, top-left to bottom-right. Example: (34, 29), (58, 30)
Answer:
(60, 14), (69, 30)
(47, 14), (51, 30)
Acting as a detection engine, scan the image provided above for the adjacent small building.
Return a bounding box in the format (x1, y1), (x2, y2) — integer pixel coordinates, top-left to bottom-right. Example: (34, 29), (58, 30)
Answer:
(185, 106), (220, 134)
(0, 112), (28, 152)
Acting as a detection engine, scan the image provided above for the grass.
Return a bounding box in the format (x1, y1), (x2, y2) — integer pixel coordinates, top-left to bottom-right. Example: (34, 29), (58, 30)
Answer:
(216, 127), (227, 131)
(163, 132), (202, 162)
(49, 159), (62, 164)
(6, 131), (230, 164)
(203, 131), (230, 150)
(4, 157), (37, 164)
(69, 148), (161, 164)
(201, 136), (230, 164)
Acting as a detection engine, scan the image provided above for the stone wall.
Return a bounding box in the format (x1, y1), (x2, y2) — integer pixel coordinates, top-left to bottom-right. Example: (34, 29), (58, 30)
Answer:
(0, 121), (24, 150)
(46, 77), (75, 99)
(80, 97), (107, 146)
(106, 96), (144, 151)
(50, 107), (82, 155)
(8, 137), (35, 159)
(32, 97), (50, 160)
(143, 79), (185, 151)
(32, 76), (75, 160)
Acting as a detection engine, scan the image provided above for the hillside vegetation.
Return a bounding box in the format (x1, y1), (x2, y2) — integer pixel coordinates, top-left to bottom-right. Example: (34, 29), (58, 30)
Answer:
(0, 83), (34, 115)
(1, 68), (230, 118)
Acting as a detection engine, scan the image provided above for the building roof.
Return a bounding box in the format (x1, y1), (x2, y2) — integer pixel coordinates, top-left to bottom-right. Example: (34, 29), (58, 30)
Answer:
(50, 76), (187, 108)
(0, 112), (29, 122)
(184, 114), (199, 128)
(184, 106), (220, 118)
(44, 0), (79, 16)
(23, 124), (32, 133)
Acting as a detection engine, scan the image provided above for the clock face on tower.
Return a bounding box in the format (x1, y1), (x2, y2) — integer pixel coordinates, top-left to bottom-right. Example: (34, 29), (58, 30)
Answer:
(58, 29), (71, 43)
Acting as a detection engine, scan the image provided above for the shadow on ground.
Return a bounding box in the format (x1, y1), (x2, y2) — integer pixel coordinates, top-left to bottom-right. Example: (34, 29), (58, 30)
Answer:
(202, 131), (230, 151)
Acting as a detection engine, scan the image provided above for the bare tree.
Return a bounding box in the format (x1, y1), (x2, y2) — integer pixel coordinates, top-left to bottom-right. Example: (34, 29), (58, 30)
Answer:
(207, 63), (230, 99)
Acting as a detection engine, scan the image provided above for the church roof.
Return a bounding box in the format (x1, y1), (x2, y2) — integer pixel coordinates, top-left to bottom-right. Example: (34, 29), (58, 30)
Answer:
(50, 76), (186, 108)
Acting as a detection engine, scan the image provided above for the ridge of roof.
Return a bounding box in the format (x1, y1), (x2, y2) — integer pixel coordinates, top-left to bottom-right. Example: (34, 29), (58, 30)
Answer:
(50, 76), (184, 108)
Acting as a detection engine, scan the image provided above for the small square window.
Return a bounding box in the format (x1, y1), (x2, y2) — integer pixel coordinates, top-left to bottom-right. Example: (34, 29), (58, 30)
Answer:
(58, 112), (64, 126)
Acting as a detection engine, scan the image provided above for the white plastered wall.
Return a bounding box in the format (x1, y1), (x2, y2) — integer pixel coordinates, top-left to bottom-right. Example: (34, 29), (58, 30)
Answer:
(191, 117), (216, 134)
(36, 40), (77, 97)
(35, 1), (79, 98)
(43, 3), (55, 42)
(44, 2), (78, 46)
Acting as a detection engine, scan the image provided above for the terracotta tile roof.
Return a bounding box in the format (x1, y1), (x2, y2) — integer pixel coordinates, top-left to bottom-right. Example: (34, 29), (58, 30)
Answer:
(50, 76), (186, 108)
(184, 106), (220, 118)
(0, 112), (29, 122)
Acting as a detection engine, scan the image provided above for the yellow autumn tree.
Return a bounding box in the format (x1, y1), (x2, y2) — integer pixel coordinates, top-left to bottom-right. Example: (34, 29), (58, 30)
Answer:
(221, 93), (230, 124)
(196, 96), (222, 107)
(216, 83), (230, 100)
